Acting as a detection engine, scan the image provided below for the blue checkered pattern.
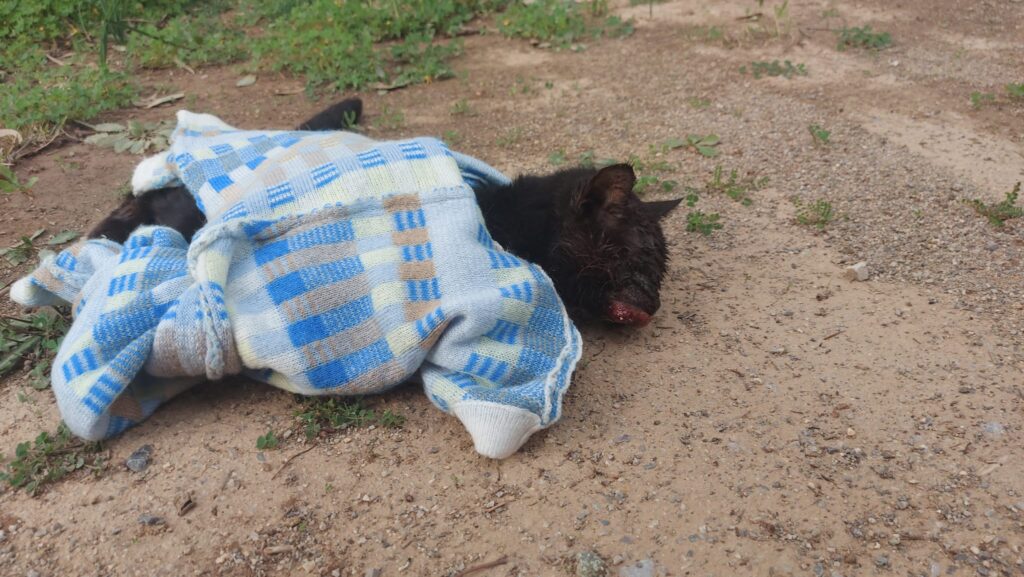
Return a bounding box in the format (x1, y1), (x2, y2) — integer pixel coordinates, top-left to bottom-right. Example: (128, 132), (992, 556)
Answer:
(12, 111), (582, 454)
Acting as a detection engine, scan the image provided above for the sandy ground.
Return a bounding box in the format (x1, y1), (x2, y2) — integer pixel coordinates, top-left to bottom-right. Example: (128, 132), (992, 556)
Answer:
(1, 1), (1023, 575)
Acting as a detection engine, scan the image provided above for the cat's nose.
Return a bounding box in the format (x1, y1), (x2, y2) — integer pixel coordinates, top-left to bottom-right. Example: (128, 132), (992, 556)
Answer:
(605, 300), (652, 327)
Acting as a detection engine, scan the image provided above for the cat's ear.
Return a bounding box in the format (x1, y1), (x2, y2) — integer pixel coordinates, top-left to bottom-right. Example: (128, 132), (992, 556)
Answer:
(575, 164), (636, 224)
(641, 198), (683, 220)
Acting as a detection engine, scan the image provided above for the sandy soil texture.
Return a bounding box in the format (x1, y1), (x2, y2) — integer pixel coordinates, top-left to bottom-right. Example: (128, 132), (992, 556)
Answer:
(1, 1), (1022, 576)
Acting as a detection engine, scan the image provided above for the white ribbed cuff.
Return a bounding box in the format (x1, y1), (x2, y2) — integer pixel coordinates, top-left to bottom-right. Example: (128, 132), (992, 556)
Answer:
(452, 401), (543, 459)
(10, 277), (63, 307)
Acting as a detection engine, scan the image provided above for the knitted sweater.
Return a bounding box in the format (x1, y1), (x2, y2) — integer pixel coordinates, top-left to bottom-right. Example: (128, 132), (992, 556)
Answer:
(11, 111), (582, 459)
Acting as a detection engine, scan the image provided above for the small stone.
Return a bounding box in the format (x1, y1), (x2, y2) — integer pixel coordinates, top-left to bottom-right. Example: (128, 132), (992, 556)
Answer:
(619, 559), (655, 577)
(576, 550), (607, 577)
(138, 514), (164, 526)
(874, 555), (889, 568)
(301, 560), (315, 572)
(364, 569), (382, 577)
(843, 262), (870, 282)
(125, 444), (153, 473)
(27, 571), (40, 577)
(846, 428), (856, 438)
(982, 422), (1005, 437)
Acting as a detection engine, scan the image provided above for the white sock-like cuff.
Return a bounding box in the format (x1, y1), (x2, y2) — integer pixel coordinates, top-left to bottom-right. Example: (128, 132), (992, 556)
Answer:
(10, 277), (64, 307)
(452, 401), (543, 459)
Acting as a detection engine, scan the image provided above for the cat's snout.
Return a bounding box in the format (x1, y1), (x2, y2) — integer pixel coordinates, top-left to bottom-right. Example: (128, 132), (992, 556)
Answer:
(605, 300), (653, 327)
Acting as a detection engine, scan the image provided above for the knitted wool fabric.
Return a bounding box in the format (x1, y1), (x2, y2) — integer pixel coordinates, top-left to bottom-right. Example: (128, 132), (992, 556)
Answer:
(11, 111), (582, 459)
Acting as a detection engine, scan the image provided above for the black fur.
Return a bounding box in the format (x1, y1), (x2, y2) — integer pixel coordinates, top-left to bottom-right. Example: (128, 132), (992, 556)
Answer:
(88, 99), (681, 324)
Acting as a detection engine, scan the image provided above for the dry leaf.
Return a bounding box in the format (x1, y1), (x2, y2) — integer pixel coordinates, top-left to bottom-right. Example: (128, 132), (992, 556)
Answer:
(235, 75), (257, 87)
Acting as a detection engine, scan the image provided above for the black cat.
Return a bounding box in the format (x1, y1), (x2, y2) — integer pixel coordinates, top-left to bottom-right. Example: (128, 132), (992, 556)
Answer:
(89, 99), (681, 326)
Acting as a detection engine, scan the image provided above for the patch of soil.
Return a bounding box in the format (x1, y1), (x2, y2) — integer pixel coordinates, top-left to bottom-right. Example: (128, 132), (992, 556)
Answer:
(2, 1), (1022, 576)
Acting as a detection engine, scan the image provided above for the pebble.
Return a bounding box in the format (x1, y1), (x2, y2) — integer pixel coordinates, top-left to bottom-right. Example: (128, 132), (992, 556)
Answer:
(27, 571), (40, 577)
(125, 444), (153, 473)
(137, 514), (164, 526)
(364, 569), (382, 577)
(576, 550), (607, 577)
(843, 262), (870, 281)
(982, 422), (1005, 438)
(874, 555), (890, 568)
(619, 559), (654, 577)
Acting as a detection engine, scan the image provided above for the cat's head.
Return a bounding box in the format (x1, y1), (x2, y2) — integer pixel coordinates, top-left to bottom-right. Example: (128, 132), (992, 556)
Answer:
(550, 164), (681, 326)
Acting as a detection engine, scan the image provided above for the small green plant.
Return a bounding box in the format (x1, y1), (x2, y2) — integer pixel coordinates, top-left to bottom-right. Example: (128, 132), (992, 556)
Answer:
(295, 398), (404, 440)
(256, 430), (279, 450)
(378, 410), (406, 428)
(127, 8), (248, 69)
(0, 308), (70, 390)
(836, 26), (892, 51)
(577, 150), (618, 169)
(84, 120), (174, 155)
(808, 124), (831, 145)
(1, 228), (78, 266)
(0, 228), (45, 266)
(0, 423), (105, 495)
(706, 165), (767, 205)
(373, 106), (406, 131)
(686, 211), (723, 235)
(970, 91), (996, 109)
(500, 0), (634, 48)
(1007, 83), (1024, 101)
(548, 149), (567, 166)
(684, 134), (721, 157)
(687, 97), (711, 109)
(966, 182), (1022, 228)
(795, 199), (835, 229)
(0, 165), (38, 194)
(450, 99), (474, 116)
(740, 60), (807, 79)
(442, 130), (463, 146)
(495, 127), (523, 148)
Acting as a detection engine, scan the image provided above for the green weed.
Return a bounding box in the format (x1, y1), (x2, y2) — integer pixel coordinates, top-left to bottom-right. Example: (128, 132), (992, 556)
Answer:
(966, 182), (1022, 228)
(687, 97), (712, 109)
(127, 11), (248, 69)
(495, 127), (523, 148)
(256, 430), (279, 450)
(252, 0), (486, 91)
(373, 106), (406, 131)
(0, 165), (38, 194)
(683, 134), (721, 157)
(0, 228), (45, 266)
(500, 0), (634, 48)
(836, 26), (892, 51)
(795, 198), (835, 229)
(1007, 83), (1024, 101)
(970, 91), (996, 109)
(740, 60), (807, 79)
(548, 149), (568, 166)
(681, 24), (735, 47)
(578, 150), (618, 169)
(295, 398), (404, 440)
(706, 165), (767, 205)
(0, 48), (136, 133)
(442, 129), (463, 146)
(808, 124), (831, 145)
(686, 211), (723, 235)
(0, 422), (106, 495)
(450, 99), (475, 116)
(0, 308), (70, 390)
(83, 120), (174, 155)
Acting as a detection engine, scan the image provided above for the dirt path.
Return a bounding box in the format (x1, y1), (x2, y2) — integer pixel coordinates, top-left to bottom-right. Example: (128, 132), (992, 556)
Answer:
(1, 1), (1022, 576)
